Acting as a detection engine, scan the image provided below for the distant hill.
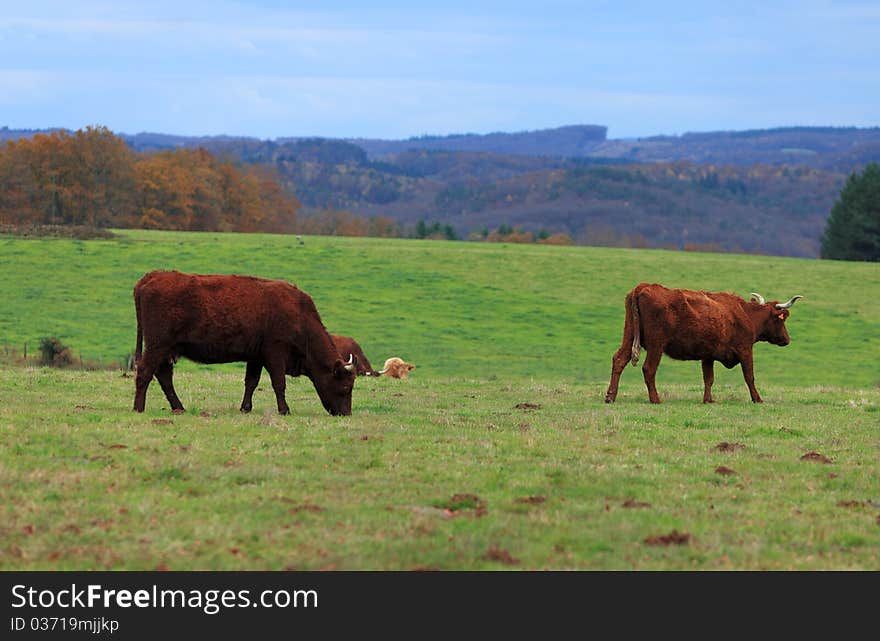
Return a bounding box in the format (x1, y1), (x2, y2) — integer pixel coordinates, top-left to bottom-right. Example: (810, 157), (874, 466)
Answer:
(4, 123), (880, 257)
(589, 127), (880, 173)
(340, 124), (608, 158)
(6, 123), (880, 170)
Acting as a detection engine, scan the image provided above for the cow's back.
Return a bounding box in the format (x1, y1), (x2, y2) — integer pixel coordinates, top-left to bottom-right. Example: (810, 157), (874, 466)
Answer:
(633, 283), (749, 362)
(135, 270), (307, 363)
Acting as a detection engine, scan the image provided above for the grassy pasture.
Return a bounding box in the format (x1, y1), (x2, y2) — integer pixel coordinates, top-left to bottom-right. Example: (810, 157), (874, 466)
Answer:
(0, 230), (878, 570)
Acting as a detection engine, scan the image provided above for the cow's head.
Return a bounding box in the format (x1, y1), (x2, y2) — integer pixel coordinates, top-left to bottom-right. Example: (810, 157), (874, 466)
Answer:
(312, 354), (357, 416)
(751, 294), (803, 346)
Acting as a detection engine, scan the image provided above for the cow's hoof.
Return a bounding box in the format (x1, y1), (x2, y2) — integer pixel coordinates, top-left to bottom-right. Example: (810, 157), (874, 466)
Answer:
(171, 408), (186, 414)
(240, 407), (252, 413)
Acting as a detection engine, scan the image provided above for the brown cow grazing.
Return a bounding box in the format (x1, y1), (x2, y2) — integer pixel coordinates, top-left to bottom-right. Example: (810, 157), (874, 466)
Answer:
(330, 334), (381, 376)
(379, 357), (415, 379)
(132, 270), (357, 416)
(604, 283), (803, 404)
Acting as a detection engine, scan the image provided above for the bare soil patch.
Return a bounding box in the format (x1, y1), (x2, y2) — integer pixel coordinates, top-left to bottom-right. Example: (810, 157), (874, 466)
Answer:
(484, 546), (519, 565)
(514, 495), (546, 505)
(622, 499), (651, 508)
(514, 402), (542, 410)
(289, 504), (324, 514)
(715, 466), (737, 476)
(713, 442), (745, 452)
(801, 451), (833, 464)
(644, 530), (691, 546)
(437, 493), (487, 517)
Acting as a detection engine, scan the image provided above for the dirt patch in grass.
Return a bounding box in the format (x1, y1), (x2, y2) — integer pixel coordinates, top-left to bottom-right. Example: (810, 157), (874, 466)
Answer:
(151, 419), (173, 425)
(514, 402), (542, 410)
(801, 451), (833, 464)
(484, 546), (519, 565)
(644, 530), (691, 546)
(622, 499), (651, 508)
(289, 504), (324, 514)
(836, 500), (865, 508)
(715, 466), (737, 476)
(435, 493), (487, 517)
(713, 442), (745, 452)
(514, 495), (546, 505)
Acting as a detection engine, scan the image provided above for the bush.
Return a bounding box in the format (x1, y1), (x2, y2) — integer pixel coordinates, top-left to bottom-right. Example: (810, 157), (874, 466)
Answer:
(39, 337), (74, 367)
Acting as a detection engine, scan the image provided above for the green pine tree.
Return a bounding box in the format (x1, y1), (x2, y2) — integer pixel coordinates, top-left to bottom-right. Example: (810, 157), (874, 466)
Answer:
(821, 162), (880, 261)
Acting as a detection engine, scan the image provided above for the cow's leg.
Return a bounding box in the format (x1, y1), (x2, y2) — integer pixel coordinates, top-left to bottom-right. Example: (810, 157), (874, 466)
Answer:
(701, 359), (715, 404)
(154, 360), (185, 414)
(265, 357), (290, 415)
(604, 346), (631, 403)
(240, 361), (263, 413)
(133, 348), (166, 412)
(740, 353), (762, 403)
(641, 348), (663, 404)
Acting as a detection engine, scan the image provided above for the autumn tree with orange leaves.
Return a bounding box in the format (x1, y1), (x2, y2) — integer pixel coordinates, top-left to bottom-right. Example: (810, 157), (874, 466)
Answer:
(0, 127), (300, 233)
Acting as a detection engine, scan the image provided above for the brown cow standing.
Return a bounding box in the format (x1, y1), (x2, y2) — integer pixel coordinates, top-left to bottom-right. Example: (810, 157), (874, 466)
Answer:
(133, 270), (357, 416)
(604, 283), (802, 404)
(330, 334), (381, 376)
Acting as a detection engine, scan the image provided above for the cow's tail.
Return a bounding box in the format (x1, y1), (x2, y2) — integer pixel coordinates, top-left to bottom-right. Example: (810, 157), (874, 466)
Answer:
(629, 292), (641, 367)
(133, 290), (143, 371)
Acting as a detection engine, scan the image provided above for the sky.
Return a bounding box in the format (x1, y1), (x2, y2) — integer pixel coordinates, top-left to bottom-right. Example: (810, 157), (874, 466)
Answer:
(1, 0), (878, 140)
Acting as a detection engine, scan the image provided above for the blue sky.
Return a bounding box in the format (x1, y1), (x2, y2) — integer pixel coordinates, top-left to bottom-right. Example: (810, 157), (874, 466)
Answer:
(2, 0), (878, 140)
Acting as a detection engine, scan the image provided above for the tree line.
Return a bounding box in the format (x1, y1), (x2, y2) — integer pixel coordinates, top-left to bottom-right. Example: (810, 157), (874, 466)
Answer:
(0, 126), (300, 233)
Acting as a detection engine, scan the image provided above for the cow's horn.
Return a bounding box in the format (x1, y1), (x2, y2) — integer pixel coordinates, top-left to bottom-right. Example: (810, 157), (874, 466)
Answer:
(775, 295), (803, 309)
(343, 354), (355, 372)
(750, 292), (765, 305)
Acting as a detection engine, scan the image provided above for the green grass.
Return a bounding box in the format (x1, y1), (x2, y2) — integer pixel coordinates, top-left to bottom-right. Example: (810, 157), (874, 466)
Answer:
(0, 230), (878, 570)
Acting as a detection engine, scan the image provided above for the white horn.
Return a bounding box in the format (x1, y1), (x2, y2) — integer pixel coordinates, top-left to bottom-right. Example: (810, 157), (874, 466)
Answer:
(750, 292), (765, 305)
(343, 353), (355, 372)
(775, 295), (803, 310)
